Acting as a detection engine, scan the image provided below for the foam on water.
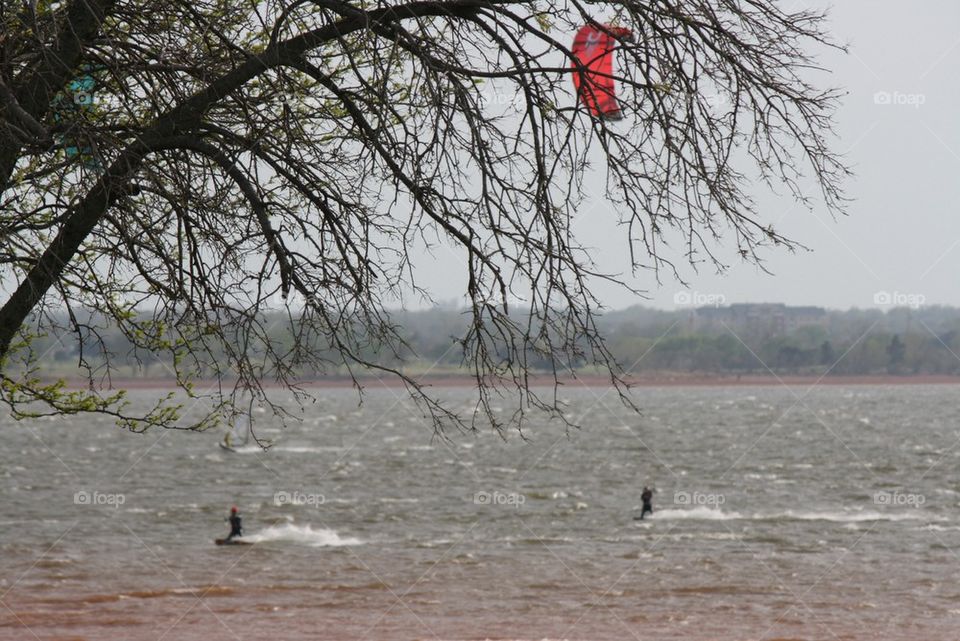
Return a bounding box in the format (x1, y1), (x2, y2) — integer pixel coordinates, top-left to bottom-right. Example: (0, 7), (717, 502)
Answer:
(651, 507), (940, 523)
(763, 509), (936, 523)
(654, 507), (744, 520)
(219, 444), (263, 454)
(247, 523), (362, 547)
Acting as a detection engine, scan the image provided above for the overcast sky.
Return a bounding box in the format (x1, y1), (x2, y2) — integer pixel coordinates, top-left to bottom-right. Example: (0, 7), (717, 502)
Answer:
(411, 1), (960, 312)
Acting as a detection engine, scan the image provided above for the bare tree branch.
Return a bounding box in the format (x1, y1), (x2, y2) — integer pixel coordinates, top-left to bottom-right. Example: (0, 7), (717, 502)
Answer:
(0, 0), (848, 436)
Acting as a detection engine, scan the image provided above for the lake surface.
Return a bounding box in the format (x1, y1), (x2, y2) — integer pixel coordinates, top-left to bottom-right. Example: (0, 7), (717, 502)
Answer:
(2, 384), (959, 640)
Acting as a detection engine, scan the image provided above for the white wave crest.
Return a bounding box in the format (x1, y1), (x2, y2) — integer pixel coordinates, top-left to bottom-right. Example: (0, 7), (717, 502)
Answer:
(247, 523), (362, 547)
(653, 507), (744, 520)
(764, 510), (935, 523)
(649, 507), (941, 523)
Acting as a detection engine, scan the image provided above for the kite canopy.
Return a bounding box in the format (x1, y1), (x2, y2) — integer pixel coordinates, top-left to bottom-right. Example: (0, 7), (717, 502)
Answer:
(570, 24), (632, 120)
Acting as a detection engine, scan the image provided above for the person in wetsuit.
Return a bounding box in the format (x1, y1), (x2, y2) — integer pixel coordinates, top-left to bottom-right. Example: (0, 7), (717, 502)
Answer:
(639, 486), (654, 520)
(225, 506), (243, 541)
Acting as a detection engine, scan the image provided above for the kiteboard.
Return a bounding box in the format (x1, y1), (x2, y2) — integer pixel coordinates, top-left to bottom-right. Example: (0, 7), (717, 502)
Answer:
(215, 538), (253, 546)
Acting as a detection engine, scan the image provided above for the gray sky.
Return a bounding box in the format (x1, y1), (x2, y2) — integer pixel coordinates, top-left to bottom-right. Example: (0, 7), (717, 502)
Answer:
(412, 1), (960, 312)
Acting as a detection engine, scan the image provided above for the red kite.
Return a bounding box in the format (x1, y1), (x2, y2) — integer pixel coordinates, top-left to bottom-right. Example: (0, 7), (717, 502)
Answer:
(571, 24), (632, 120)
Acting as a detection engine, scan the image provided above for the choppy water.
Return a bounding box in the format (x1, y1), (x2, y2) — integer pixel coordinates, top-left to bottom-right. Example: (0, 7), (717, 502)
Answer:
(2, 384), (960, 640)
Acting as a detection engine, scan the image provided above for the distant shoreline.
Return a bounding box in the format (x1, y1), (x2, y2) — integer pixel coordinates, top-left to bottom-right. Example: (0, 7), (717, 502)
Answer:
(54, 373), (960, 390)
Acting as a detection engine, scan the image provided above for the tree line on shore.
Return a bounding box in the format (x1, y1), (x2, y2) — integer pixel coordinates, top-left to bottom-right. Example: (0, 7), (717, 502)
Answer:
(25, 304), (960, 379)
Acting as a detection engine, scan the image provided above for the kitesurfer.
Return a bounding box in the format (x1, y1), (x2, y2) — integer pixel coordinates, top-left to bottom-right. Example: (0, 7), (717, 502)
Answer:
(639, 486), (654, 519)
(225, 506), (243, 541)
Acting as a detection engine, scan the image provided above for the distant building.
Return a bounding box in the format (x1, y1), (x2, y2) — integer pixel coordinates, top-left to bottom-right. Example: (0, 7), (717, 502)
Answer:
(692, 303), (826, 336)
